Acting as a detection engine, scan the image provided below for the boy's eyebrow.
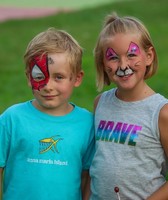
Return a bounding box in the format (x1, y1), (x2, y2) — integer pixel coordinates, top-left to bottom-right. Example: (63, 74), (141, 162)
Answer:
(48, 56), (54, 64)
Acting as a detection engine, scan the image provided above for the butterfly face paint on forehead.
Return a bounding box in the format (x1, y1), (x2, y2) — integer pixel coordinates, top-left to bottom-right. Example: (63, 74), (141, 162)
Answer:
(127, 42), (140, 55)
(106, 47), (118, 60)
(29, 54), (49, 90)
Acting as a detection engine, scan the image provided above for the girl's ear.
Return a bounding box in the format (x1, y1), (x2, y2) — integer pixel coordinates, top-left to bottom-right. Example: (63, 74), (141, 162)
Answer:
(146, 46), (154, 66)
(74, 70), (84, 87)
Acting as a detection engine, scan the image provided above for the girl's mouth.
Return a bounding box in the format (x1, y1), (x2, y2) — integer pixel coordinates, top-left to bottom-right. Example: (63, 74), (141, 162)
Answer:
(116, 67), (134, 77)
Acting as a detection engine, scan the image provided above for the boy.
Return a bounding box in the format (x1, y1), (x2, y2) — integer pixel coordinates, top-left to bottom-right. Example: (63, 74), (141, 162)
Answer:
(0, 28), (94, 200)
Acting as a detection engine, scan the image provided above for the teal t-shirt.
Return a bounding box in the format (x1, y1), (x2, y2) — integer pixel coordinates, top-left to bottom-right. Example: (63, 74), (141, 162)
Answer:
(0, 101), (95, 200)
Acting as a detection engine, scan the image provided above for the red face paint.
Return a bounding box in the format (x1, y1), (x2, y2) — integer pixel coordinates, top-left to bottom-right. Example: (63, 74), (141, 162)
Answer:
(29, 54), (49, 90)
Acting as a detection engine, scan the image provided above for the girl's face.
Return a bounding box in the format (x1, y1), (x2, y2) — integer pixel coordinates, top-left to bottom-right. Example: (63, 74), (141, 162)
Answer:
(27, 52), (83, 115)
(103, 33), (153, 91)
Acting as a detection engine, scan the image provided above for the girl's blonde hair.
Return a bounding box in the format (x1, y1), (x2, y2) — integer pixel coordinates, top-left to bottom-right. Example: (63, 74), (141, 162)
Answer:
(24, 28), (83, 76)
(94, 12), (158, 91)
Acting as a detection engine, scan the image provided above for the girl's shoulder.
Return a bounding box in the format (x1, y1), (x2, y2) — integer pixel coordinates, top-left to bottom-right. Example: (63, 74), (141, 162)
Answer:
(94, 88), (116, 111)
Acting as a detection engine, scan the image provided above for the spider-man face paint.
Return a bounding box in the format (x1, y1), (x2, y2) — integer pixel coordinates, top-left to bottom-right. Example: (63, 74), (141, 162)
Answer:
(29, 54), (49, 90)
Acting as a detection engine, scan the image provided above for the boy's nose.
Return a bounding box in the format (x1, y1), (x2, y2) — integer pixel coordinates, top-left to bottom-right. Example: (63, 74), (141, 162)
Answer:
(43, 78), (54, 91)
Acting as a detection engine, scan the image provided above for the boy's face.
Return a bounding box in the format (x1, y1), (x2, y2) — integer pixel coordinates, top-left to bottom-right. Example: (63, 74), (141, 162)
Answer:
(27, 52), (83, 115)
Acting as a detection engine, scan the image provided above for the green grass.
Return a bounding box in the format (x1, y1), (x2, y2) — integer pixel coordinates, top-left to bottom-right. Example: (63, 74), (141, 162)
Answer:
(0, 0), (168, 113)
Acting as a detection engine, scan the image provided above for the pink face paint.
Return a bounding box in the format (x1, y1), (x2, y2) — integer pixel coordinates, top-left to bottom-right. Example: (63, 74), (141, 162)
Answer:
(106, 48), (118, 60)
(29, 54), (49, 90)
(128, 42), (140, 55)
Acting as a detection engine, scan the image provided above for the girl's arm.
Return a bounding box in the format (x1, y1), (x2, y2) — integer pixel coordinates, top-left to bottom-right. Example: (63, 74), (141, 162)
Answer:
(147, 103), (168, 200)
(146, 182), (168, 200)
(94, 94), (101, 112)
(159, 103), (168, 168)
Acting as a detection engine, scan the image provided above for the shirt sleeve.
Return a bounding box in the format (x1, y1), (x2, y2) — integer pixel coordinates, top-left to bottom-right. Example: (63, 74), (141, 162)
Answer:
(0, 114), (10, 167)
(82, 123), (95, 170)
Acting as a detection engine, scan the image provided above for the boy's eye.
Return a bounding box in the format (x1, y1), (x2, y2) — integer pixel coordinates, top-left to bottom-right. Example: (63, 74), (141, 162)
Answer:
(55, 75), (64, 80)
(31, 65), (45, 82)
(33, 76), (45, 81)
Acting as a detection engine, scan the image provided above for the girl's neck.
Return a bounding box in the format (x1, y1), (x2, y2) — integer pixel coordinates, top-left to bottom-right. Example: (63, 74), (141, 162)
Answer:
(115, 83), (155, 102)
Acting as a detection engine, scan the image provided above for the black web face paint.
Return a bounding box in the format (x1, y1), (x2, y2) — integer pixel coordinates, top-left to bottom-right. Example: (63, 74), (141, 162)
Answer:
(29, 54), (49, 90)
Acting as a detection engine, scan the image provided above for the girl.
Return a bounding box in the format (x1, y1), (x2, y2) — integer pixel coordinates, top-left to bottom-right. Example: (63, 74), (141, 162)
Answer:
(90, 13), (168, 200)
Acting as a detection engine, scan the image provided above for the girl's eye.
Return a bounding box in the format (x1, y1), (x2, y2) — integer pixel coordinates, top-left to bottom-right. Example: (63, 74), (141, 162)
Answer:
(106, 48), (119, 61)
(110, 56), (119, 61)
(127, 53), (137, 58)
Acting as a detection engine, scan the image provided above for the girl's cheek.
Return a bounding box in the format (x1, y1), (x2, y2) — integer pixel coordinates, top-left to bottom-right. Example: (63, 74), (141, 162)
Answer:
(104, 64), (116, 75)
(129, 58), (140, 68)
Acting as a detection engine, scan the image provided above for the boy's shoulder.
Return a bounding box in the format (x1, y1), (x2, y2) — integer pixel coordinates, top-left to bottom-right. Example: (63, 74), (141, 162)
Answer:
(74, 104), (93, 115)
(1, 101), (30, 117)
(73, 104), (93, 121)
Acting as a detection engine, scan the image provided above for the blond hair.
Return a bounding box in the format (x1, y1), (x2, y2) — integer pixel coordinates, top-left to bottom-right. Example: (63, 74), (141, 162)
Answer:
(24, 28), (83, 76)
(94, 12), (158, 91)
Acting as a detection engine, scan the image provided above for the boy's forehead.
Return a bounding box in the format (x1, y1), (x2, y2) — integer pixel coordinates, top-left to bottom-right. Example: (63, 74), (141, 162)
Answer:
(47, 53), (72, 73)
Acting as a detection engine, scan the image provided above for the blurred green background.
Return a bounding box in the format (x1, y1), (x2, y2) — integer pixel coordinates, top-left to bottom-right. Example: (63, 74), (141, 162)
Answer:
(0, 0), (168, 113)
(0, 0), (128, 9)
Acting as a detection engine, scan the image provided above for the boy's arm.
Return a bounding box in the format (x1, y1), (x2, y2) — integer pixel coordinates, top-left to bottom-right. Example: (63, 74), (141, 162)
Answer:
(81, 170), (90, 200)
(0, 167), (3, 200)
(147, 104), (168, 200)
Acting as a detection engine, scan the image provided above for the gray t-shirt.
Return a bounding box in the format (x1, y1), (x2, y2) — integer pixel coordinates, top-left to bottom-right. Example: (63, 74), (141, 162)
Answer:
(90, 88), (168, 200)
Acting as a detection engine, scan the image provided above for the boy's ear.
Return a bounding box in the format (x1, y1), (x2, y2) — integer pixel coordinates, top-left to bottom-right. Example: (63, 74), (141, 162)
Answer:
(146, 46), (154, 66)
(74, 70), (84, 87)
(25, 70), (32, 87)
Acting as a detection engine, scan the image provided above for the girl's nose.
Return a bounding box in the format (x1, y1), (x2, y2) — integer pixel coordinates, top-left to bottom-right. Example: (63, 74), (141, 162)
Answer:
(119, 57), (128, 70)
